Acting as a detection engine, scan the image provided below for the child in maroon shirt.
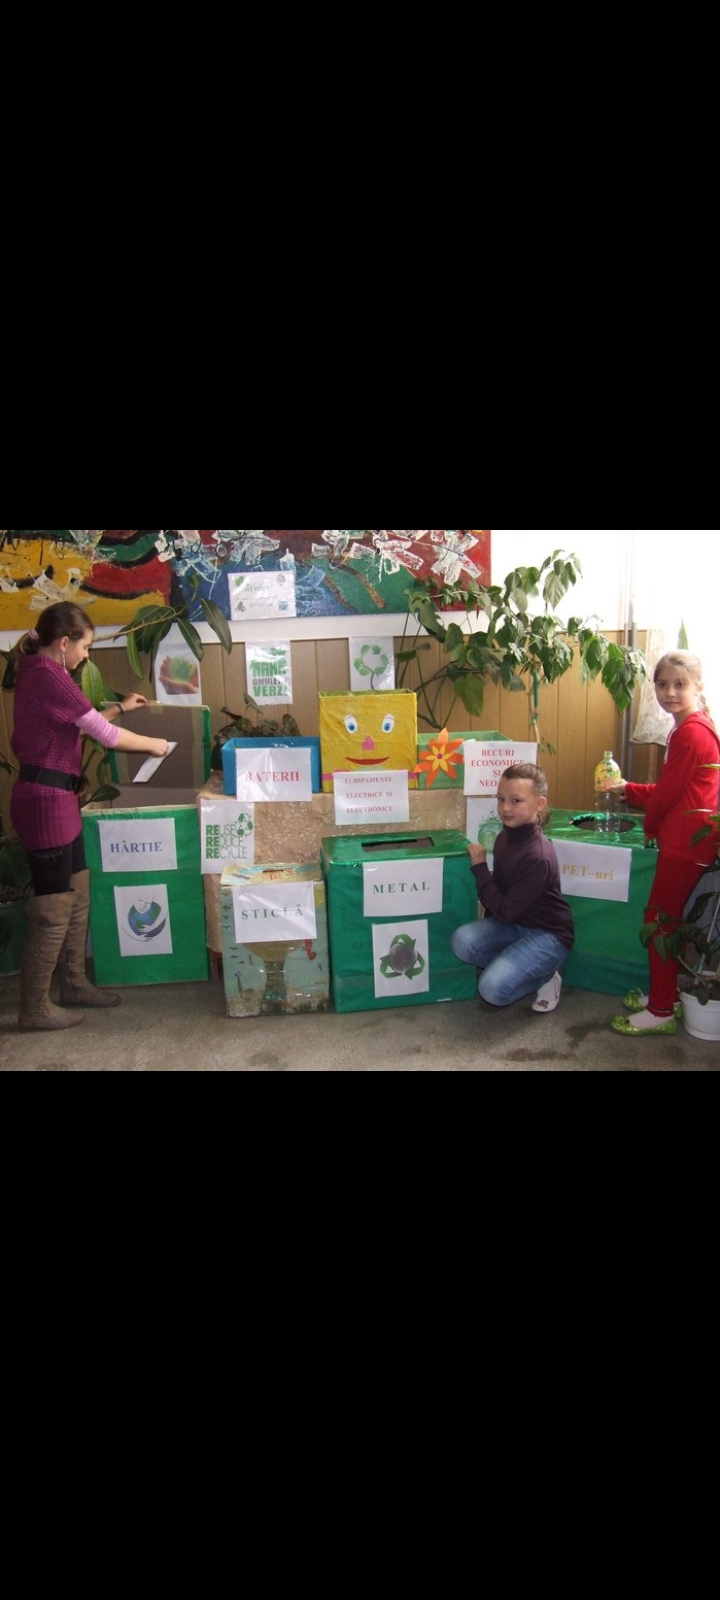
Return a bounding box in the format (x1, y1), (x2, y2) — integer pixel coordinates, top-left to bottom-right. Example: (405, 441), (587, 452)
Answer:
(452, 764), (575, 1013)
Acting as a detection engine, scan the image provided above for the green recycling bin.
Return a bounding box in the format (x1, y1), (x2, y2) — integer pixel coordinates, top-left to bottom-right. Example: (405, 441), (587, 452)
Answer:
(322, 829), (478, 1013)
(82, 705), (211, 987)
(83, 804), (209, 986)
(546, 809), (657, 995)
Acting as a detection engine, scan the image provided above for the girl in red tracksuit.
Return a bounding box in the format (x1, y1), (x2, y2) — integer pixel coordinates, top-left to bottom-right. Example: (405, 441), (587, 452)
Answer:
(611, 652), (720, 1037)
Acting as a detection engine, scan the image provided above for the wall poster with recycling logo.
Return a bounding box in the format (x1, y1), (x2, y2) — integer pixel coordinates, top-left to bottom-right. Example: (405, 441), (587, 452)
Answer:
(349, 637), (396, 692)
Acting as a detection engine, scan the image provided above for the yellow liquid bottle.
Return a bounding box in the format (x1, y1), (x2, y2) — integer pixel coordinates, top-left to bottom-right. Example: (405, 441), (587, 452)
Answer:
(594, 750), (622, 830)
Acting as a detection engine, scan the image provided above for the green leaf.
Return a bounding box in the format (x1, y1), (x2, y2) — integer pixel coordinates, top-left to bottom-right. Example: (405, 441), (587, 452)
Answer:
(177, 619), (204, 663)
(201, 599), (233, 654)
(456, 674), (486, 716)
(84, 784), (121, 807)
(80, 660), (105, 710)
(126, 629), (143, 679)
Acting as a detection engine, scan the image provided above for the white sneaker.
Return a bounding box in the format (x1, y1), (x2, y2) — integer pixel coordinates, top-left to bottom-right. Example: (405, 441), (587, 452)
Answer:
(532, 972), (562, 1013)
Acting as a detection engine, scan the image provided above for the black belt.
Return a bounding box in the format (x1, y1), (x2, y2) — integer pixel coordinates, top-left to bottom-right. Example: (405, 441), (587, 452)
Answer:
(20, 765), (83, 793)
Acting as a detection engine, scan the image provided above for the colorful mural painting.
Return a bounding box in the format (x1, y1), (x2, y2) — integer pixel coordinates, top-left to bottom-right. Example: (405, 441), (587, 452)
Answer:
(0, 530), (491, 630)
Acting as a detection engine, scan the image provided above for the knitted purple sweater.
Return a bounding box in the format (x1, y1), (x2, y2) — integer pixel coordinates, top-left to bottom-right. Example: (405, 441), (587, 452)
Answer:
(11, 655), (120, 851)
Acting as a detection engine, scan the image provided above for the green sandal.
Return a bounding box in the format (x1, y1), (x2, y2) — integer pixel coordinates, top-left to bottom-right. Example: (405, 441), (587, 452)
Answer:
(622, 988), (682, 1019)
(611, 1014), (678, 1036)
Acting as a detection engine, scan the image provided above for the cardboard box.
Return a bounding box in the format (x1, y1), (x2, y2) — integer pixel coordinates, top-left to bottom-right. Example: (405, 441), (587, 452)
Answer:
(319, 692), (418, 793)
(82, 705), (211, 986)
(321, 829), (478, 1013)
(220, 862), (330, 1017)
(107, 703), (212, 806)
(222, 737), (321, 796)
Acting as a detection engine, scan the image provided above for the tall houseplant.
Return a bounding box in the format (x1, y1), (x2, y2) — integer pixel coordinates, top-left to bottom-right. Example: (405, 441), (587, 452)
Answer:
(397, 550), (647, 741)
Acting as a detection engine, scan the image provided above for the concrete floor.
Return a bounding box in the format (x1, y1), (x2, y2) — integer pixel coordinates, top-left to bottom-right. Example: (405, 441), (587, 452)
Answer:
(1, 970), (718, 1071)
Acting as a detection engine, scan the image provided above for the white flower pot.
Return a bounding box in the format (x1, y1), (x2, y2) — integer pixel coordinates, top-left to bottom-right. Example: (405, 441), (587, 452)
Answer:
(681, 992), (720, 1042)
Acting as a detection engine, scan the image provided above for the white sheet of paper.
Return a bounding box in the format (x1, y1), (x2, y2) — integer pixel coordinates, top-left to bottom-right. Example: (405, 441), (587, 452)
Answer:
(132, 743), (178, 784)
(334, 771), (410, 827)
(552, 840), (632, 902)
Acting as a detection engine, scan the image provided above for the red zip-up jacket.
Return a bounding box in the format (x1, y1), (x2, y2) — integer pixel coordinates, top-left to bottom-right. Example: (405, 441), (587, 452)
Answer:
(625, 710), (720, 865)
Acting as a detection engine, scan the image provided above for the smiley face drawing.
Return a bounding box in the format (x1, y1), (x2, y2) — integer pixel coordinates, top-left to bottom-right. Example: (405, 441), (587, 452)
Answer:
(320, 692), (418, 792)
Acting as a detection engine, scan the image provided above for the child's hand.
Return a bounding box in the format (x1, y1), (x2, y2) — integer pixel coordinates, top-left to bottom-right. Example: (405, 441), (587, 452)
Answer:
(149, 739), (170, 758)
(468, 843), (487, 866)
(596, 778), (627, 800)
(122, 694), (149, 713)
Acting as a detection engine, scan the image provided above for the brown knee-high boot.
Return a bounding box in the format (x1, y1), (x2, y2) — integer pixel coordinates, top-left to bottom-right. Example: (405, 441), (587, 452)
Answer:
(58, 870), (121, 1008)
(19, 894), (86, 1031)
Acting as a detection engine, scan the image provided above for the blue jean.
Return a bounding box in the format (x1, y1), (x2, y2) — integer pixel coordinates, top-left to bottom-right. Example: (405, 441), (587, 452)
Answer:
(451, 918), (570, 1007)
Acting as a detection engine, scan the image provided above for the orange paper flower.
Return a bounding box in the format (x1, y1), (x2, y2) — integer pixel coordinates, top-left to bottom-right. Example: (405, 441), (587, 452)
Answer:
(413, 729), (465, 788)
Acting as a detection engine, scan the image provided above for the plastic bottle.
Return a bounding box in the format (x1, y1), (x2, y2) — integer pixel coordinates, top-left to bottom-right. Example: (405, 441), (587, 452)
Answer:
(478, 816), (503, 865)
(594, 750), (622, 831)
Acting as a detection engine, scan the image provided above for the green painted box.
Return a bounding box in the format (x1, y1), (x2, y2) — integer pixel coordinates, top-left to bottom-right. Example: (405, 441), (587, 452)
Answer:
(545, 809), (657, 995)
(82, 706), (212, 986)
(83, 805), (209, 986)
(415, 730), (509, 790)
(321, 829), (478, 1014)
(220, 862), (330, 1017)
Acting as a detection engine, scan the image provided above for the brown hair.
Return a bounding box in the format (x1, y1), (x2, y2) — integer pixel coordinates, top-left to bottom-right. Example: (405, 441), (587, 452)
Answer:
(20, 602), (95, 657)
(502, 762), (549, 799)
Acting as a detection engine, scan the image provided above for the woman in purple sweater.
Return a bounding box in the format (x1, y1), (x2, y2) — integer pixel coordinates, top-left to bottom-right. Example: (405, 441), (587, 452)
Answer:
(11, 602), (170, 1031)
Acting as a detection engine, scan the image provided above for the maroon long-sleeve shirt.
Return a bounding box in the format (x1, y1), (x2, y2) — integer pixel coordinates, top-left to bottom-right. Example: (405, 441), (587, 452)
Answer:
(11, 655), (119, 851)
(471, 822), (575, 949)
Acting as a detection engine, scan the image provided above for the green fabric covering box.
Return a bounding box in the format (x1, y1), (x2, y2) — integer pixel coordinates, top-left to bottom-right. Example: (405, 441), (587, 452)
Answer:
(82, 707), (212, 986)
(415, 730), (509, 790)
(220, 863), (330, 1017)
(83, 805), (209, 985)
(321, 829), (478, 1013)
(546, 808), (657, 995)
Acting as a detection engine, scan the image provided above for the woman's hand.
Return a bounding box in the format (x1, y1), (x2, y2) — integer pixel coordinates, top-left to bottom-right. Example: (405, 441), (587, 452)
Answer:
(122, 694), (149, 714)
(468, 843), (487, 866)
(148, 739), (171, 759)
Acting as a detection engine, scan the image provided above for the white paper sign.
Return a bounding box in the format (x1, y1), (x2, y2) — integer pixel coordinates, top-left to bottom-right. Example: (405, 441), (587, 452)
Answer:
(372, 920), (431, 999)
(201, 801), (255, 874)
(350, 637), (396, 693)
(552, 840), (633, 902)
(233, 882), (318, 944)
(154, 627), (203, 707)
(133, 743), (178, 785)
(334, 771), (411, 827)
(464, 741), (538, 795)
(230, 571), (297, 622)
(114, 885), (174, 957)
(363, 857), (444, 919)
(245, 642), (293, 705)
(99, 818), (178, 874)
(235, 747), (313, 804)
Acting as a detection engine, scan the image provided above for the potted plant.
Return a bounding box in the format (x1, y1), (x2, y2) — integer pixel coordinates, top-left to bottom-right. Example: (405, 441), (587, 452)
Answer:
(212, 699), (303, 769)
(396, 549), (647, 742)
(640, 808), (720, 1042)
